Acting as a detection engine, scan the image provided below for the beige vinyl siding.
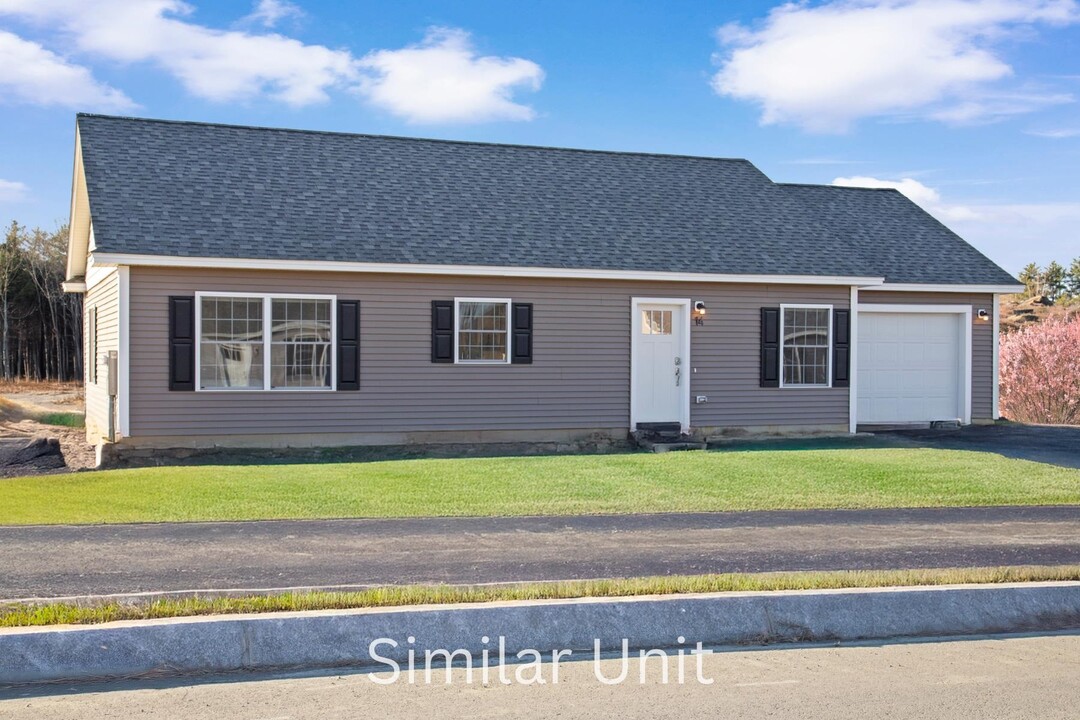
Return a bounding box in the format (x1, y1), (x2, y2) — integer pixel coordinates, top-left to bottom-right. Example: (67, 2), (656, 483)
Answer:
(84, 268), (119, 440)
(858, 290), (996, 420)
(127, 267), (850, 438)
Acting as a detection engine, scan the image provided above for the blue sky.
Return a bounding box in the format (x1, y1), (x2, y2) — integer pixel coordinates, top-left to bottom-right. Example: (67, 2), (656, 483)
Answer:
(1, 0), (1078, 274)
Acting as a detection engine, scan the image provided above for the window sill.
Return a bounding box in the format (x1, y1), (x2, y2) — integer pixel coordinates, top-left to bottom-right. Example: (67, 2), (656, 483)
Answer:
(196, 387), (336, 393)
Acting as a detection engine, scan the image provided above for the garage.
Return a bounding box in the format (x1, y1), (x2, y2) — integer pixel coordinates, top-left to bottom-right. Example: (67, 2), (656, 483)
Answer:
(856, 307), (971, 425)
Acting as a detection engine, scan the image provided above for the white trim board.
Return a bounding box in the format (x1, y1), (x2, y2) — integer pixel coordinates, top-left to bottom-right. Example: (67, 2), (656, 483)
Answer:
(862, 283), (1023, 294)
(90, 252), (885, 287)
(118, 266), (130, 438)
(854, 303), (973, 426)
(629, 297), (691, 434)
(992, 294), (1001, 419)
(848, 286), (859, 434)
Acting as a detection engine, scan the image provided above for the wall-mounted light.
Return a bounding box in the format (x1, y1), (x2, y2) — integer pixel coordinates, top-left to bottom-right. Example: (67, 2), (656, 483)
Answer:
(694, 301), (707, 315)
(977, 309), (989, 321)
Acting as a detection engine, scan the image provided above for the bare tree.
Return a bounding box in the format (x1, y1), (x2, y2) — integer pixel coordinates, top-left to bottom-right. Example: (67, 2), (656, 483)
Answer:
(0, 221), (82, 381)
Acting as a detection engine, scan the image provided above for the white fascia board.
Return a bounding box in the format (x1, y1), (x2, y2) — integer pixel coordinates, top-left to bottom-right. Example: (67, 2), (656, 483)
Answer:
(992, 294), (1001, 420)
(848, 285), (858, 435)
(118, 266), (130, 438)
(90, 253), (886, 287)
(65, 128), (91, 283)
(61, 281), (87, 293)
(861, 283), (1024, 294)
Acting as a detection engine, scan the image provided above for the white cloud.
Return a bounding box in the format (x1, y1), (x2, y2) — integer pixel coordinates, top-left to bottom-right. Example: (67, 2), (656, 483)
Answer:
(1026, 127), (1080, 138)
(0, 30), (135, 110)
(357, 27), (544, 123)
(0, 178), (29, 203)
(0, 0), (356, 106)
(712, 0), (1080, 132)
(831, 175), (1080, 271)
(833, 175), (980, 220)
(949, 202), (1080, 272)
(242, 0), (303, 28)
(0, 4), (544, 121)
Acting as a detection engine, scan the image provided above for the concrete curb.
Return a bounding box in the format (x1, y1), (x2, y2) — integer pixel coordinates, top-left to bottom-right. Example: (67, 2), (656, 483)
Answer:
(2, 582), (1079, 685)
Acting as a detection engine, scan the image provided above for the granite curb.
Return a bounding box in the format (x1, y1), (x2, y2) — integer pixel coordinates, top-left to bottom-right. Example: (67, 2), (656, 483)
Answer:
(2, 581), (1079, 685)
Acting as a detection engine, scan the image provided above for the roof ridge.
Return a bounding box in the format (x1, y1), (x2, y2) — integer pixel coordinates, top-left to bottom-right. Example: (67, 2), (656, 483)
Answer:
(777, 182), (903, 193)
(76, 113), (763, 167)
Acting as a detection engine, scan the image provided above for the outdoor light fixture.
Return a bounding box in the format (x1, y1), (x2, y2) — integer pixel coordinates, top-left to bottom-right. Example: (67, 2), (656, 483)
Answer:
(694, 301), (707, 315)
(977, 309), (989, 321)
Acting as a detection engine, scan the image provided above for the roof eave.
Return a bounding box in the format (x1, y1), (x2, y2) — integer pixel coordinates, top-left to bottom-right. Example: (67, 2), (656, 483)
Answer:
(65, 123), (92, 283)
(89, 252), (887, 287)
(864, 282), (1025, 294)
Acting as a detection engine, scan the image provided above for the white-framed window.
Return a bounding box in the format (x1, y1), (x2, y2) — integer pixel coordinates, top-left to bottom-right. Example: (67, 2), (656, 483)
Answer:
(196, 292), (336, 391)
(454, 298), (511, 364)
(779, 304), (832, 388)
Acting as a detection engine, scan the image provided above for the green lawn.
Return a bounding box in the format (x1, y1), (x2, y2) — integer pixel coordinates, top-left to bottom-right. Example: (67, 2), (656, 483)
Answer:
(2, 447), (1078, 525)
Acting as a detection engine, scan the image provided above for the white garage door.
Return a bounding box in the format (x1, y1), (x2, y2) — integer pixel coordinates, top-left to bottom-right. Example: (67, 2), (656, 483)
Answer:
(857, 312), (965, 424)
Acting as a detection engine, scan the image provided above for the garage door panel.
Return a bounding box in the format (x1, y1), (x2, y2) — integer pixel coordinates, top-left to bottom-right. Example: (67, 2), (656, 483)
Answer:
(857, 312), (964, 424)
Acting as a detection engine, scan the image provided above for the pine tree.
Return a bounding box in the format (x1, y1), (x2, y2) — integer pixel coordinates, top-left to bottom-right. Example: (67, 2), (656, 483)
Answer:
(1066, 257), (1080, 299)
(1018, 262), (1041, 298)
(1043, 261), (1066, 303)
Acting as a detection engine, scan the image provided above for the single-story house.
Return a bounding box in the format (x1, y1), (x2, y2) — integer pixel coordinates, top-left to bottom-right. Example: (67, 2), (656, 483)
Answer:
(63, 114), (1022, 460)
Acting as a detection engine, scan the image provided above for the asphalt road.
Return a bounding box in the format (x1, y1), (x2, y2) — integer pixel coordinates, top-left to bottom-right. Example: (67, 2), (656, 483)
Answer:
(3, 633), (1078, 718)
(2, 505), (1078, 600)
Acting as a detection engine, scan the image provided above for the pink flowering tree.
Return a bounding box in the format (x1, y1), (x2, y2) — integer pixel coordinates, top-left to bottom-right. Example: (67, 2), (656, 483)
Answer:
(999, 317), (1080, 425)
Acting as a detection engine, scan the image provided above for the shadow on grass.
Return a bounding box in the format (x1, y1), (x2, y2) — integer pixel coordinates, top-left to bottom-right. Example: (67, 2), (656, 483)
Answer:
(110, 440), (643, 469)
(105, 424), (1080, 470)
(110, 433), (913, 470)
(706, 435), (906, 454)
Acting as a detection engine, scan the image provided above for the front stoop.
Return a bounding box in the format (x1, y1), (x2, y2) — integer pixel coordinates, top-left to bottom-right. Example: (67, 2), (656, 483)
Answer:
(632, 423), (706, 453)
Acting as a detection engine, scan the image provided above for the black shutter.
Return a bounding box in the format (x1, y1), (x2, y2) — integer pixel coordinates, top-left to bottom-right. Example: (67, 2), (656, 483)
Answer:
(511, 303), (533, 364)
(168, 296), (195, 391)
(760, 307), (780, 388)
(833, 308), (851, 388)
(431, 300), (454, 363)
(337, 300), (361, 391)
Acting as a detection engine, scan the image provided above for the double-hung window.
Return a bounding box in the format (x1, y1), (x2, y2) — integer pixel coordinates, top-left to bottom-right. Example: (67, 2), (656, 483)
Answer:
(455, 298), (511, 364)
(780, 304), (831, 387)
(197, 293), (335, 390)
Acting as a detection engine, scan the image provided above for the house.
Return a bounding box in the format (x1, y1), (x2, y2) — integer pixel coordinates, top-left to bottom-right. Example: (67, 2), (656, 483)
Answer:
(62, 114), (1022, 462)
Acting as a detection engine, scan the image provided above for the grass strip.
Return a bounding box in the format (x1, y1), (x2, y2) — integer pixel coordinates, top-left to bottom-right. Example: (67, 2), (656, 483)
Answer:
(4, 565), (1078, 628)
(3, 447), (1080, 524)
(35, 412), (85, 428)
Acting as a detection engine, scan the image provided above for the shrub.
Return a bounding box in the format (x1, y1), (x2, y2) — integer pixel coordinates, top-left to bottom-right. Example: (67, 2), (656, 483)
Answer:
(999, 316), (1080, 425)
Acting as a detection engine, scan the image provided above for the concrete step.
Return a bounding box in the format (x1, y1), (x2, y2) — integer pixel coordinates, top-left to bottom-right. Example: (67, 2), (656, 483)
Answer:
(643, 441), (707, 453)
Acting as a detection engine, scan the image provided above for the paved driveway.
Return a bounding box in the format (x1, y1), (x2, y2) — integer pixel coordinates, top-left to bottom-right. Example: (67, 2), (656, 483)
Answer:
(880, 423), (1080, 469)
(715, 423), (1080, 469)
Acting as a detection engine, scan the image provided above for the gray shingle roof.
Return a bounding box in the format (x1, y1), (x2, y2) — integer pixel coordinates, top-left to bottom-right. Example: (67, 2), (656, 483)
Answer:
(76, 114), (1017, 286)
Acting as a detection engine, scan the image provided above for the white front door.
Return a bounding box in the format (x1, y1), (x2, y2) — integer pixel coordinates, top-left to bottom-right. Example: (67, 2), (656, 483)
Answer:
(631, 300), (688, 428)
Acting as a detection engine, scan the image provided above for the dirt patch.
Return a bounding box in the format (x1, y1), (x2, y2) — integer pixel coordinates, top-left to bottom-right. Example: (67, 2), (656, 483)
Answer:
(0, 381), (95, 477)
(0, 421), (96, 477)
(0, 380), (83, 414)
